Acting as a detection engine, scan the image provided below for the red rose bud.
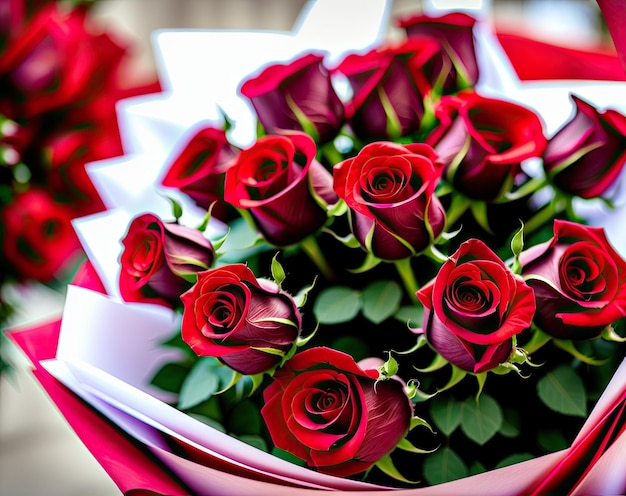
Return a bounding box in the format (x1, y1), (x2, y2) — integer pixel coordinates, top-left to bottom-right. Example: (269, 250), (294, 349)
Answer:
(333, 141), (446, 260)
(0, 187), (81, 282)
(334, 37), (440, 141)
(417, 239), (536, 373)
(261, 347), (413, 477)
(224, 132), (338, 247)
(161, 125), (239, 222)
(240, 53), (345, 144)
(398, 11), (479, 92)
(119, 213), (214, 307)
(542, 96), (626, 199)
(181, 264), (302, 375)
(427, 90), (546, 201)
(520, 220), (626, 340)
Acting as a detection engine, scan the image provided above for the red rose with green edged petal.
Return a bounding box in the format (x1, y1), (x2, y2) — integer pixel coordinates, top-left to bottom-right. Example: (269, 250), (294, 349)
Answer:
(520, 220), (626, 340)
(240, 53), (345, 144)
(416, 238), (536, 373)
(427, 90), (546, 201)
(543, 95), (626, 200)
(181, 264), (301, 375)
(119, 213), (214, 307)
(333, 141), (446, 260)
(261, 347), (413, 477)
(398, 11), (479, 93)
(224, 131), (337, 247)
(161, 125), (239, 222)
(334, 37), (440, 141)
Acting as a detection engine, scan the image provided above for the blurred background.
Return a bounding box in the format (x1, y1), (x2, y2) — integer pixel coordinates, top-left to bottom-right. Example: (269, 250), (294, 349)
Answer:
(0, 0), (617, 494)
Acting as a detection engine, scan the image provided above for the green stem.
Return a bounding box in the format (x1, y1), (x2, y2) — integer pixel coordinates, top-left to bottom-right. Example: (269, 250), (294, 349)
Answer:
(300, 235), (335, 281)
(321, 142), (344, 168)
(520, 327), (552, 355)
(395, 257), (420, 303)
(444, 193), (470, 231)
(523, 197), (565, 237)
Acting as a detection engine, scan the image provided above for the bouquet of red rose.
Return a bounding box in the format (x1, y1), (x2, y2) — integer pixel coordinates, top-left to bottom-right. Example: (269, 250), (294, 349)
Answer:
(9, 0), (626, 494)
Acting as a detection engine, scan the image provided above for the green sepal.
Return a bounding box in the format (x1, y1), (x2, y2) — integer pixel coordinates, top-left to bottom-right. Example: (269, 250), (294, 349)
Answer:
(195, 202), (215, 233)
(286, 93), (319, 142)
(296, 322), (319, 348)
(293, 277), (317, 308)
(348, 251), (382, 274)
(396, 437), (437, 455)
(602, 324), (626, 343)
(469, 200), (494, 235)
(377, 352), (399, 380)
(251, 317), (300, 328)
(270, 253), (286, 286)
(410, 415), (435, 432)
(211, 227), (230, 254)
(374, 453), (420, 485)
(415, 352), (448, 373)
(395, 335), (429, 355)
(474, 372), (487, 402)
(217, 105), (234, 132)
(164, 195), (184, 221)
(326, 198), (349, 218)
(553, 339), (609, 366)
(509, 221), (525, 275)
(322, 227), (360, 248)
(436, 365), (467, 394)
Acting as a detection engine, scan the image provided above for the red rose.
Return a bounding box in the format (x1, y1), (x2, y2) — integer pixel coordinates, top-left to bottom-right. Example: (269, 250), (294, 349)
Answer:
(427, 90), (546, 201)
(333, 141), (446, 260)
(334, 38), (440, 141)
(161, 125), (239, 222)
(417, 239), (536, 373)
(224, 132), (338, 247)
(119, 213), (214, 307)
(0, 4), (126, 118)
(520, 220), (626, 339)
(181, 264), (301, 375)
(240, 53), (345, 144)
(0, 187), (81, 282)
(261, 347), (413, 477)
(543, 95), (626, 199)
(398, 11), (479, 93)
(42, 128), (106, 217)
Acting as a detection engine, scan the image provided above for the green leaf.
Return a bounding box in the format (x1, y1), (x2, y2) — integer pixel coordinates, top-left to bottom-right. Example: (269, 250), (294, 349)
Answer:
(236, 435), (268, 452)
(469, 461), (486, 476)
(394, 305), (424, 328)
(538, 429), (569, 452)
(313, 286), (361, 324)
(361, 280), (403, 324)
(499, 408), (521, 438)
(271, 447), (306, 466)
(150, 362), (189, 393)
(429, 394), (462, 436)
(537, 365), (587, 417)
(177, 357), (221, 410)
(423, 447), (468, 485)
(330, 336), (370, 362)
(495, 453), (535, 469)
(460, 393), (503, 445)
(228, 399), (262, 435)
